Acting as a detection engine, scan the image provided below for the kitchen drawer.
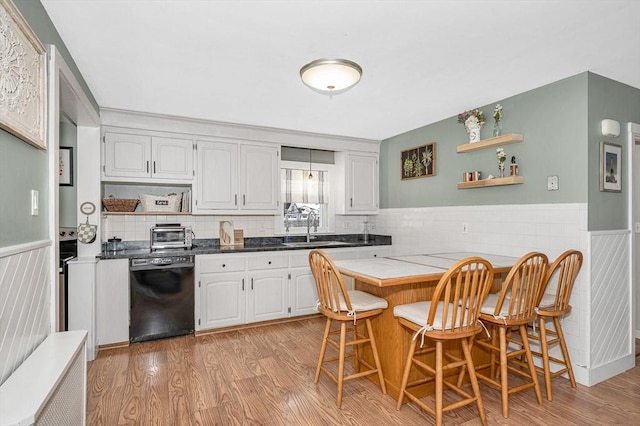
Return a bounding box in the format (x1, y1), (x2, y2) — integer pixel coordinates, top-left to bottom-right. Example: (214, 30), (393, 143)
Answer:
(198, 254), (246, 273)
(247, 253), (289, 270)
(289, 250), (312, 268)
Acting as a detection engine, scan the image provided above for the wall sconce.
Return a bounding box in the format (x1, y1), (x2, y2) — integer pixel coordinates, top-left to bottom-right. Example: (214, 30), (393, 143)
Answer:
(601, 119), (620, 138)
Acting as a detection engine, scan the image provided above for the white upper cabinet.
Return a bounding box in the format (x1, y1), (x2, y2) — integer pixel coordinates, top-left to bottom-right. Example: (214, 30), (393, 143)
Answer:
(102, 132), (193, 183)
(194, 140), (279, 214)
(335, 152), (379, 214)
(195, 141), (239, 210)
(240, 144), (279, 211)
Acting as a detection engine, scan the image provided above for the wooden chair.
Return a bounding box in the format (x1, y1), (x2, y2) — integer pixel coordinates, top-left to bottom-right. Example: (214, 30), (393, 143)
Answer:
(394, 257), (494, 426)
(308, 249), (387, 408)
(527, 249), (583, 401)
(472, 251), (548, 418)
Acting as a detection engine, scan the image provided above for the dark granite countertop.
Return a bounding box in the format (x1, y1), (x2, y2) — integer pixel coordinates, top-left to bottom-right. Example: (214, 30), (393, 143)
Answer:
(98, 234), (392, 260)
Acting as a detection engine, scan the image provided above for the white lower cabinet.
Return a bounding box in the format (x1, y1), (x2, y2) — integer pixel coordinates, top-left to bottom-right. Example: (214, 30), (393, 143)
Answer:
(195, 246), (390, 332)
(196, 253), (289, 330)
(289, 267), (318, 316)
(199, 271), (246, 329)
(95, 258), (129, 346)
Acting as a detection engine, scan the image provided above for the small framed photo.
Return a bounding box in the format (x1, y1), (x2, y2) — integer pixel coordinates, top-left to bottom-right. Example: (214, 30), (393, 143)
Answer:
(600, 142), (621, 192)
(401, 142), (436, 180)
(59, 146), (73, 186)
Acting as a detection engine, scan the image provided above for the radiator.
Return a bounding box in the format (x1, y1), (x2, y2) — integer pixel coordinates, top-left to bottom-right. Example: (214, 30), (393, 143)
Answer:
(0, 331), (87, 426)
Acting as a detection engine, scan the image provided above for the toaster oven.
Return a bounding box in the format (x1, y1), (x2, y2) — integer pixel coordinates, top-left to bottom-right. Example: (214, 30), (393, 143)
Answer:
(150, 224), (193, 250)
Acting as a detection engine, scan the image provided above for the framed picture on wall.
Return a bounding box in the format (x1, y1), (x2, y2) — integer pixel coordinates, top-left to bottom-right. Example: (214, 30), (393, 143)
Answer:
(0, 0), (47, 150)
(59, 147), (73, 186)
(600, 141), (621, 192)
(401, 142), (436, 180)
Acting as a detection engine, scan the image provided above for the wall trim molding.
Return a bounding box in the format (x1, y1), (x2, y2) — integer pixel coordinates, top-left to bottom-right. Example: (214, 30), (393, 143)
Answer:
(0, 240), (51, 259)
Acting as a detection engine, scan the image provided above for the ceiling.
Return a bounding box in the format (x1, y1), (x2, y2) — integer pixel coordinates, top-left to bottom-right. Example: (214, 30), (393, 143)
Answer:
(41, 0), (640, 141)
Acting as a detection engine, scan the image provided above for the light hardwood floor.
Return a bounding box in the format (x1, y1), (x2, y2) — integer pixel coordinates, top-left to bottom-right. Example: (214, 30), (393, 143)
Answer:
(87, 318), (640, 425)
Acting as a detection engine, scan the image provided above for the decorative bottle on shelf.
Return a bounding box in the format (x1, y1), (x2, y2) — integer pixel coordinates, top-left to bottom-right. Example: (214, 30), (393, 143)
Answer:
(493, 120), (502, 137)
(510, 156), (518, 176)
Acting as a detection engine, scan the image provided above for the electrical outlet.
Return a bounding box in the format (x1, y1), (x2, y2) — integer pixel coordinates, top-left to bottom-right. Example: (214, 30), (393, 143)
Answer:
(635, 222), (640, 233)
(462, 223), (469, 234)
(547, 175), (559, 191)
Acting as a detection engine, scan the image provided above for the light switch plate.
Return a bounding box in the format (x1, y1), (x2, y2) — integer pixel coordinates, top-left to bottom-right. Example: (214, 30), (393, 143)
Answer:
(547, 175), (559, 191)
(31, 190), (39, 215)
(635, 222), (640, 233)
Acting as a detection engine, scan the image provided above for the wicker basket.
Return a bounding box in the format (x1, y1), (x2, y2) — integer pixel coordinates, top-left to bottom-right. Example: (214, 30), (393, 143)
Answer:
(102, 198), (139, 212)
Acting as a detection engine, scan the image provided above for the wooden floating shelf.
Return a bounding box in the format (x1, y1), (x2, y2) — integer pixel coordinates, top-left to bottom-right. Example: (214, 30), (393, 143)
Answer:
(102, 211), (191, 215)
(456, 133), (524, 153)
(457, 176), (525, 189)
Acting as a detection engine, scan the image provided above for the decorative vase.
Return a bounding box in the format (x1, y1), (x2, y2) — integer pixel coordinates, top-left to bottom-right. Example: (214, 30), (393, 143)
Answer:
(465, 116), (483, 143)
(493, 121), (502, 137)
(498, 163), (505, 178)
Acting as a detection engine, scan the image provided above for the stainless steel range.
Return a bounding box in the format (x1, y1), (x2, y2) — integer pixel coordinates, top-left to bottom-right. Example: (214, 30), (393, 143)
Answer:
(59, 226), (78, 331)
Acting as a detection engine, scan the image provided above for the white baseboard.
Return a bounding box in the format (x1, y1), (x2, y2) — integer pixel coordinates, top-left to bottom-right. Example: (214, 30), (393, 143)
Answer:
(587, 354), (636, 386)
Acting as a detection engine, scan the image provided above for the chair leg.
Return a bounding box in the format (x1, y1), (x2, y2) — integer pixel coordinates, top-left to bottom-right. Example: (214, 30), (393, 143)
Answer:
(462, 337), (487, 426)
(554, 317), (576, 389)
(491, 327), (499, 380)
(365, 318), (386, 394)
(539, 316), (552, 401)
(336, 321), (348, 407)
(498, 326), (509, 418)
(353, 322), (360, 371)
(519, 324), (543, 405)
(435, 341), (444, 426)
(315, 317), (332, 384)
(396, 337), (417, 410)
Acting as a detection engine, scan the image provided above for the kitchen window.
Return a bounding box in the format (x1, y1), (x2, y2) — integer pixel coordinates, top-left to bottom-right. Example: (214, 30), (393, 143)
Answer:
(275, 160), (334, 235)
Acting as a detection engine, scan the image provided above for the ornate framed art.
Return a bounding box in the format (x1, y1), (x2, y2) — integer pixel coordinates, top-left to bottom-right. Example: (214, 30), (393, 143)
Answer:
(0, 0), (47, 150)
(401, 142), (436, 180)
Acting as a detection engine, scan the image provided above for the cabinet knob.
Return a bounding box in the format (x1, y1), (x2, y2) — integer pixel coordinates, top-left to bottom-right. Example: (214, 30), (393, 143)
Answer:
(268, 261), (272, 264)
(222, 264), (226, 268)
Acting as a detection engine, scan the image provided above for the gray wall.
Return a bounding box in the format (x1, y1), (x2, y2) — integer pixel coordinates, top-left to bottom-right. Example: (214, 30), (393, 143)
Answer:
(0, 0), (98, 248)
(587, 73), (640, 231)
(380, 73), (589, 209)
(59, 121), (77, 226)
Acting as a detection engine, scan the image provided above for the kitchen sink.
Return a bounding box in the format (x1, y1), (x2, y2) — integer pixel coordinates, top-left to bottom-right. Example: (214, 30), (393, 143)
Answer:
(282, 241), (351, 248)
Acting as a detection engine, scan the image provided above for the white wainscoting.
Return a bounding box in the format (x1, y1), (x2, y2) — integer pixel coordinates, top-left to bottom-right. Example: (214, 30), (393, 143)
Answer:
(588, 230), (634, 385)
(376, 203), (594, 382)
(0, 241), (51, 385)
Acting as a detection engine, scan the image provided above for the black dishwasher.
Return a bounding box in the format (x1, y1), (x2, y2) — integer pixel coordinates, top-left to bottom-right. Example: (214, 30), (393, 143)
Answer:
(129, 255), (194, 343)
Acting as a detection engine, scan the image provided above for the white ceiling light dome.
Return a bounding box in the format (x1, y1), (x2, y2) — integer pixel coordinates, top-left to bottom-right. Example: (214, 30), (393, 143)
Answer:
(300, 58), (362, 95)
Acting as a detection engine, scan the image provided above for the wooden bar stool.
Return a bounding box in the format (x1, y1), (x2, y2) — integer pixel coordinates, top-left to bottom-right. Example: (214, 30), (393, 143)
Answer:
(527, 249), (583, 401)
(394, 257), (494, 426)
(308, 249), (387, 408)
(472, 251), (548, 418)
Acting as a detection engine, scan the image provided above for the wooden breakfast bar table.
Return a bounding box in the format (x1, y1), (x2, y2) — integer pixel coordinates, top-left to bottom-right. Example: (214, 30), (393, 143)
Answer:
(333, 252), (520, 400)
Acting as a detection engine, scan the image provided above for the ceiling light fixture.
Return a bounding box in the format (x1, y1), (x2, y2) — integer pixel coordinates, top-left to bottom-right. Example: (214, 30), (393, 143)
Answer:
(300, 58), (362, 95)
(308, 150), (313, 180)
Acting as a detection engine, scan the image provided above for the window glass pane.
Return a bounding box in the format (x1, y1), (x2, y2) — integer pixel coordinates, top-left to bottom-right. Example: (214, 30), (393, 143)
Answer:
(282, 167), (328, 230)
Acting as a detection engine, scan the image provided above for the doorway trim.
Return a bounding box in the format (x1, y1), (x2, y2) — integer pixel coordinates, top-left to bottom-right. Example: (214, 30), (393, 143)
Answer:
(47, 45), (100, 331)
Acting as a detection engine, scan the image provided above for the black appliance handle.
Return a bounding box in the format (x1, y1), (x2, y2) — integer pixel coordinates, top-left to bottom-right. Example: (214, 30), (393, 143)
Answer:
(130, 262), (194, 272)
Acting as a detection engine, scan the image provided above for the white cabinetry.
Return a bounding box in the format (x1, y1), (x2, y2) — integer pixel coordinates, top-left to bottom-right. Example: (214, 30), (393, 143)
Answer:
(195, 246), (390, 332)
(289, 250), (318, 316)
(196, 252), (288, 330)
(95, 258), (129, 346)
(194, 140), (280, 214)
(103, 132), (194, 183)
(335, 152), (379, 214)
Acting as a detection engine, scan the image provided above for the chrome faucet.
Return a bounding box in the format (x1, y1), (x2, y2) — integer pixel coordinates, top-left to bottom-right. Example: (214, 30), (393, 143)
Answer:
(306, 211), (317, 242)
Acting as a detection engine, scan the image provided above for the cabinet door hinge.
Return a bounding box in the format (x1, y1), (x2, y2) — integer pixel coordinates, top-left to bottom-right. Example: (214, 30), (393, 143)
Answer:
(192, 169), (195, 177)
(287, 307), (291, 314)
(198, 280), (201, 288)
(102, 165), (105, 172)
(198, 318), (201, 326)
(288, 273), (291, 280)
(102, 135), (105, 143)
